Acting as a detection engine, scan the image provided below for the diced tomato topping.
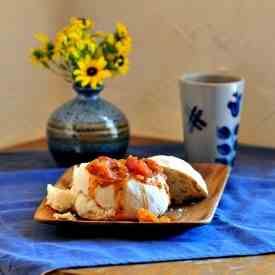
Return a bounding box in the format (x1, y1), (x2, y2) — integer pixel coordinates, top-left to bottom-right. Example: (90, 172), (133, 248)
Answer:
(86, 156), (127, 186)
(145, 159), (163, 174)
(87, 157), (113, 180)
(86, 155), (161, 185)
(137, 208), (171, 223)
(137, 208), (158, 222)
(125, 156), (153, 178)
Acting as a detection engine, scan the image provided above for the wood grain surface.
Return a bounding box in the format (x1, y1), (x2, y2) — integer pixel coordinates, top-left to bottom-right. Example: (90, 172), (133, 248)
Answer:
(2, 136), (177, 152)
(48, 255), (275, 275)
(4, 137), (275, 275)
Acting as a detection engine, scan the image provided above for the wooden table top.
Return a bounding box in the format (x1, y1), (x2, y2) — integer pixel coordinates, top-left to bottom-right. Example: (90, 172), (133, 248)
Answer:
(4, 137), (275, 275)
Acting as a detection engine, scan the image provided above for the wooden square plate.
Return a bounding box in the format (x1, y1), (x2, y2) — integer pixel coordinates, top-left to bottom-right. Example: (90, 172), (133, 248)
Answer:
(34, 164), (230, 227)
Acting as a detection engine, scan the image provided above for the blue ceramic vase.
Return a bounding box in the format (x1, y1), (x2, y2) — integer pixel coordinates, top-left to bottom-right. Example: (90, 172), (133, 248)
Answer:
(47, 85), (129, 166)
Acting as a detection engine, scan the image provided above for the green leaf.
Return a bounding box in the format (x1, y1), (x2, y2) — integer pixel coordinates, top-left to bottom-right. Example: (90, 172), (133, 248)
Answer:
(68, 57), (78, 70)
(93, 46), (103, 58)
(106, 60), (117, 71)
(47, 42), (54, 51)
(32, 49), (45, 59)
(103, 42), (117, 54)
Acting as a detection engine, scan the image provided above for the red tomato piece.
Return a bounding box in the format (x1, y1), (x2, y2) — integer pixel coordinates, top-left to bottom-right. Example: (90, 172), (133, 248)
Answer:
(126, 156), (153, 178)
(87, 158), (114, 180)
(145, 159), (162, 174)
(86, 156), (127, 185)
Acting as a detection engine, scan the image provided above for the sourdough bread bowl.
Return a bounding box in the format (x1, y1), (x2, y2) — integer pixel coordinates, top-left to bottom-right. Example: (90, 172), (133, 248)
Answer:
(150, 155), (208, 204)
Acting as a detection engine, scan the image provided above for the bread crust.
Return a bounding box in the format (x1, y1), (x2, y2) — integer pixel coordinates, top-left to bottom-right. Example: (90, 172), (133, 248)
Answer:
(150, 155), (208, 205)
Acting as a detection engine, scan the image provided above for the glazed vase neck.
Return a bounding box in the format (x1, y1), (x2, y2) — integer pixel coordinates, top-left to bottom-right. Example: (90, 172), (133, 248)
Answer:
(73, 84), (104, 100)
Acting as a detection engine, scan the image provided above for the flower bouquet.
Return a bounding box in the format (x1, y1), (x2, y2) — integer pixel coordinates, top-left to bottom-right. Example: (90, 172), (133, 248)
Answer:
(31, 17), (132, 89)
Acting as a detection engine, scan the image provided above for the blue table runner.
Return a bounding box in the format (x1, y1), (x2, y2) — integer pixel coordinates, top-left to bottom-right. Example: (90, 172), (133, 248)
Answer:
(0, 145), (274, 275)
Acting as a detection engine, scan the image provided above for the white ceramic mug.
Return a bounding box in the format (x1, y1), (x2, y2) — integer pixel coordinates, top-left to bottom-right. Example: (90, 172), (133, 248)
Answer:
(179, 73), (245, 166)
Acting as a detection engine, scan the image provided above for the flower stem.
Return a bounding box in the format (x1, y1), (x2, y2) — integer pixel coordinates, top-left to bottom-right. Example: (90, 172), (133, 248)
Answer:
(48, 66), (73, 83)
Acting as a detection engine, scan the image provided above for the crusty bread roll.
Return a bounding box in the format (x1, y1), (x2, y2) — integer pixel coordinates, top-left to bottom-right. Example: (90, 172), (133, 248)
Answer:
(150, 155), (208, 204)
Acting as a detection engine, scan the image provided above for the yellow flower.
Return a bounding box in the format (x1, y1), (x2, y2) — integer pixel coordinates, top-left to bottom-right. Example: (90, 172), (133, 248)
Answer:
(116, 22), (129, 38)
(115, 36), (132, 55)
(114, 22), (132, 55)
(73, 56), (111, 89)
(30, 18), (132, 84)
(106, 33), (115, 45)
(70, 17), (94, 29)
(34, 33), (55, 57)
(77, 36), (96, 52)
(55, 31), (66, 44)
(54, 21), (96, 61)
(67, 46), (80, 59)
(87, 41), (96, 53)
(34, 33), (49, 44)
(67, 30), (82, 42)
(54, 31), (67, 56)
(113, 55), (129, 75)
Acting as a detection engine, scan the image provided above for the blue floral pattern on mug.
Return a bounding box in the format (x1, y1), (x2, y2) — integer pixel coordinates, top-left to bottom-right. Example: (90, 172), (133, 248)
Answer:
(227, 92), (242, 117)
(215, 123), (239, 166)
(234, 123), (239, 135)
(217, 126), (231, 139)
(217, 144), (231, 155)
(187, 105), (207, 133)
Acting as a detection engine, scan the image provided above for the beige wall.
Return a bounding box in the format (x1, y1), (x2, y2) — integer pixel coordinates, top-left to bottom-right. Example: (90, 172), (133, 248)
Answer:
(1, 1), (275, 148)
(0, 0), (72, 147)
